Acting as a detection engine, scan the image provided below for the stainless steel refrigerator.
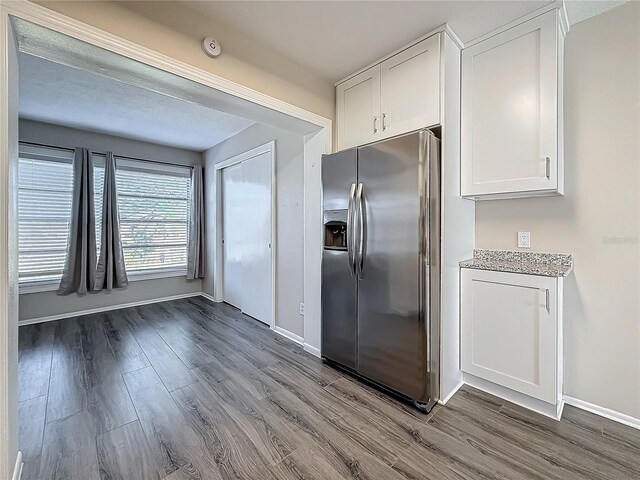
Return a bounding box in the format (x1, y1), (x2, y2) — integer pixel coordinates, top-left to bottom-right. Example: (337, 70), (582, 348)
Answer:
(321, 129), (440, 412)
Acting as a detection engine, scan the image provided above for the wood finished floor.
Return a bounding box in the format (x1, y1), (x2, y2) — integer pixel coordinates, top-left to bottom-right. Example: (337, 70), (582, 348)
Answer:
(19, 297), (639, 480)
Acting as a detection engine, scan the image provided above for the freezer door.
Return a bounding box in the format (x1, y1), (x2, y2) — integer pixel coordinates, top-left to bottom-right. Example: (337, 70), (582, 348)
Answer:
(356, 131), (433, 401)
(321, 149), (357, 369)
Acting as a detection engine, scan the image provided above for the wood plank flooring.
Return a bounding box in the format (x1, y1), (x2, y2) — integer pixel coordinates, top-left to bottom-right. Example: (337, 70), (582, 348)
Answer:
(19, 297), (639, 480)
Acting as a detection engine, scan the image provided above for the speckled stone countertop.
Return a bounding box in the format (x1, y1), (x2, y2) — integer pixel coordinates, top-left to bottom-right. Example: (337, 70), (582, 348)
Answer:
(460, 249), (574, 277)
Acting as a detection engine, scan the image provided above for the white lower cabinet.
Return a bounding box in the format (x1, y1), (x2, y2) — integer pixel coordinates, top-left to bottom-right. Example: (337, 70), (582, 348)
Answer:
(461, 268), (562, 413)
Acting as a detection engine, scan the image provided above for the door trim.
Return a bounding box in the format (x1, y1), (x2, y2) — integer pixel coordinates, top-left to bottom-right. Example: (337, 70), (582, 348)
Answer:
(214, 141), (276, 329)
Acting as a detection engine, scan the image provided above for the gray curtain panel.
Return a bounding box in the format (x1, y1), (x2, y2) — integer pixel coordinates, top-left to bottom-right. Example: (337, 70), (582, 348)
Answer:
(187, 165), (205, 279)
(58, 148), (97, 295)
(95, 152), (128, 291)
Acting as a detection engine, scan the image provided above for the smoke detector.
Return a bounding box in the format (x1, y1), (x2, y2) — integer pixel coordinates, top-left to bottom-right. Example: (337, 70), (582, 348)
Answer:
(202, 37), (221, 57)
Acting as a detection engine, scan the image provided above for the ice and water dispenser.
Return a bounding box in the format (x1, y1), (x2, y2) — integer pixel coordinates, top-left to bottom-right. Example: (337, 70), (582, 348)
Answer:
(323, 209), (348, 250)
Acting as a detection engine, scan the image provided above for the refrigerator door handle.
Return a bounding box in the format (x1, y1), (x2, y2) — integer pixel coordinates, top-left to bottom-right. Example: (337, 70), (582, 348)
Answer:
(347, 183), (357, 277)
(355, 182), (366, 279)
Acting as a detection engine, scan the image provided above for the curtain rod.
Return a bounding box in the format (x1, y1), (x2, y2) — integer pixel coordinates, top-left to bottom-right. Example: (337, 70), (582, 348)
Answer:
(19, 140), (196, 169)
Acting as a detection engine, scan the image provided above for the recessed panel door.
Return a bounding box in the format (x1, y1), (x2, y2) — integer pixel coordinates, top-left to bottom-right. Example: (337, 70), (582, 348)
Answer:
(462, 10), (559, 196)
(461, 269), (558, 403)
(380, 35), (440, 138)
(336, 65), (381, 150)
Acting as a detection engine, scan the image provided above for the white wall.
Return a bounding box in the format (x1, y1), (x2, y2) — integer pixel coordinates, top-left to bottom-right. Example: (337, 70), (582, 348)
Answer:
(18, 120), (203, 322)
(475, 2), (640, 419)
(203, 123), (305, 338)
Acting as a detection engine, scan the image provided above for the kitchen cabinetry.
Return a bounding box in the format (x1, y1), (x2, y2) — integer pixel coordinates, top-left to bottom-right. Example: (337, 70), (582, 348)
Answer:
(336, 34), (440, 150)
(461, 9), (568, 199)
(461, 268), (563, 415)
(336, 66), (381, 150)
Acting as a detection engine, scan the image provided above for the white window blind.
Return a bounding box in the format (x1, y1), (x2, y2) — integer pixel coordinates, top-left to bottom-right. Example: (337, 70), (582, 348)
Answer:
(115, 159), (191, 274)
(18, 144), (74, 284)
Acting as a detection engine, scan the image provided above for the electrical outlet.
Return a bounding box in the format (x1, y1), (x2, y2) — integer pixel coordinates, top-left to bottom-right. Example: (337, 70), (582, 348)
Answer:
(518, 231), (531, 248)
(299, 303), (304, 316)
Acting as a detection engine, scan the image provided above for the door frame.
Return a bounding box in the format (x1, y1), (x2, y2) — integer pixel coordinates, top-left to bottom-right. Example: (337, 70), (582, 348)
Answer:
(214, 141), (276, 329)
(0, 2), (330, 477)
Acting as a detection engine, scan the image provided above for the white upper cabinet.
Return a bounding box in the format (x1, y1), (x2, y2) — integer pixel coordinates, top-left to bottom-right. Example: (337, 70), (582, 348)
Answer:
(336, 65), (381, 150)
(461, 9), (567, 199)
(380, 35), (440, 139)
(336, 34), (441, 151)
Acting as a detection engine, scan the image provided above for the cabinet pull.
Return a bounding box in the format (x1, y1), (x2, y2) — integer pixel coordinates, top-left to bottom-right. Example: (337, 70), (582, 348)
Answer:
(545, 289), (550, 313)
(545, 157), (551, 179)
(382, 113), (387, 131)
(373, 116), (378, 134)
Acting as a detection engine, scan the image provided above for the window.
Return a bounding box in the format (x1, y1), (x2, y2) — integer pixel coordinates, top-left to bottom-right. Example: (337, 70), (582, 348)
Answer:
(18, 144), (74, 284)
(115, 159), (191, 274)
(18, 144), (192, 288)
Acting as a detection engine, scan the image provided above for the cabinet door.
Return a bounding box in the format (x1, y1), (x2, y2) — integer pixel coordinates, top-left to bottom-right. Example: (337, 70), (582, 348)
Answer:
(461, 269), (558, 403)
(461, 10), (560, 197)
(336, 65), (381, 150)
(380, 35), (440, 138)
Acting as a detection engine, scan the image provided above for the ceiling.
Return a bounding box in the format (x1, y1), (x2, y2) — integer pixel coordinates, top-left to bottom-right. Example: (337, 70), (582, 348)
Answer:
(18, 52), (255, 151)
(184, 0), (548, 82)
(184, 0), (627, 82)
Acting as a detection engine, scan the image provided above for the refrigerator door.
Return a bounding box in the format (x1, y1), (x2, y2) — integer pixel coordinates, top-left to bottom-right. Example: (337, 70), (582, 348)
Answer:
(321, 148), (358, 369)
(356, 130), (436, 402)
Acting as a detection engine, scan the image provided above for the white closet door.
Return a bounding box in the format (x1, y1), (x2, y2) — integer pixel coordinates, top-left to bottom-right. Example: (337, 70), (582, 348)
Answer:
(222, 164), (244, 309)
(240, 152), (273, 325)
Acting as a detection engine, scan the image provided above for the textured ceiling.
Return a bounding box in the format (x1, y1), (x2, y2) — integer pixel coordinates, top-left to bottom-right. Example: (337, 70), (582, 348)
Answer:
(564, 0), (628, 25)
(18, 53), (255, 151)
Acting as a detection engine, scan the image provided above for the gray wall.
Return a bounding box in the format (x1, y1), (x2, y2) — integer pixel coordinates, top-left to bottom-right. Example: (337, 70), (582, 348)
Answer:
(19, 119), (202, 165)
(203, 123), (305, 338)
(475, 3), (640, 419)
(18, 120), (203, 322)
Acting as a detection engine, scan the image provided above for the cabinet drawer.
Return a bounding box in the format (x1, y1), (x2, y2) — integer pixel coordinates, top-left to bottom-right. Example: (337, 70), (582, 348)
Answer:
(461, 269), (559, 403)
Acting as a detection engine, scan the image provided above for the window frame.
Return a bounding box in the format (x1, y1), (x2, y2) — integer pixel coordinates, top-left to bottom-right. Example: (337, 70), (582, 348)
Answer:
(114, 157), (192, 278)
(18, 144), (193, 294)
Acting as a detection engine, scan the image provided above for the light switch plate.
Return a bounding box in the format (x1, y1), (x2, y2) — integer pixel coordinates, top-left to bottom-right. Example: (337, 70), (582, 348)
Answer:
(518, 231), (531, 248)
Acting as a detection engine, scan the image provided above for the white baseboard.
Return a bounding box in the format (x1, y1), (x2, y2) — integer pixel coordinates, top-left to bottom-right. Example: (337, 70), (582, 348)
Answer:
(563, 395), (640, 431)
(274, 326), (304, 345)
(439, 379), (464, 405)
(18, 292), (202, 326)
(198, 292), (220, 303)
(12, 451), (22, 480)
(303, 343), (321, 358)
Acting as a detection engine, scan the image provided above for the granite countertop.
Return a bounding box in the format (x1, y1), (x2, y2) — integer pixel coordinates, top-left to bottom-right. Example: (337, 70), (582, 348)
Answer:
(460, 249), (574, 277)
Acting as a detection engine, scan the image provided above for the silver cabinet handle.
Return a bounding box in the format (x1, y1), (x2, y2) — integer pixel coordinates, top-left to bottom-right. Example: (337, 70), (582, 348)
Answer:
(545, 157), (551, 179)
(545, 289), (550, 313)
(347, 183), (356, 277)
(373, 116), (378, 134)
(382, 113), (387, 131)
(355, 183), (366, 279)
